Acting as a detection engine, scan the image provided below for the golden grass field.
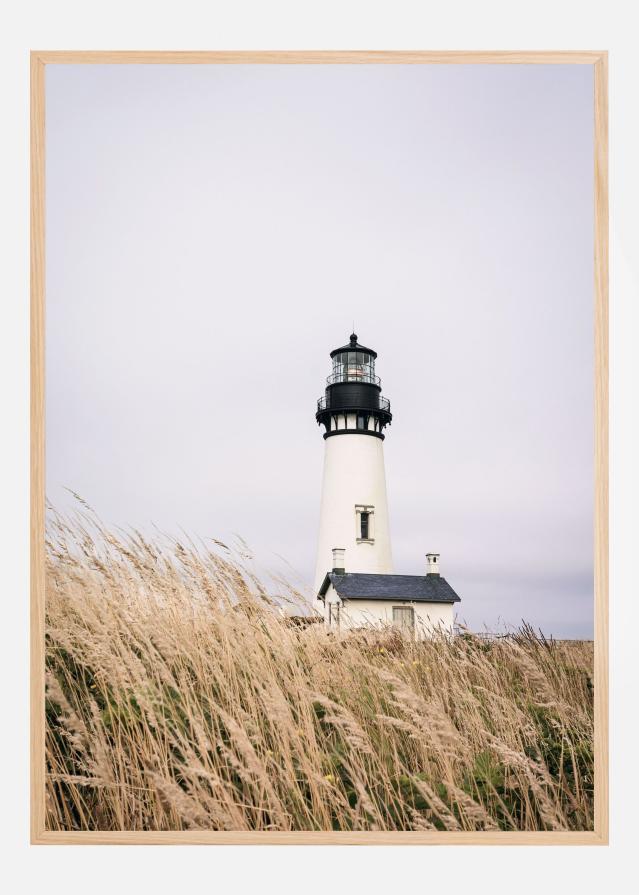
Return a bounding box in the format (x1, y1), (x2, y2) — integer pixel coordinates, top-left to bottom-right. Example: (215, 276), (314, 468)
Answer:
(45, 507), (594, 832)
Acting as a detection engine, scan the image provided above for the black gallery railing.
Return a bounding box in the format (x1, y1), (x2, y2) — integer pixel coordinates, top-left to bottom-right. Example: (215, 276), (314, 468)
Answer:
(317, 395), (391, 413)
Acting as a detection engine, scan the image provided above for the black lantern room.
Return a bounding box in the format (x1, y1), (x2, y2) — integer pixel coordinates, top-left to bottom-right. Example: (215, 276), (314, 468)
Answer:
(316, 333), (392, 438)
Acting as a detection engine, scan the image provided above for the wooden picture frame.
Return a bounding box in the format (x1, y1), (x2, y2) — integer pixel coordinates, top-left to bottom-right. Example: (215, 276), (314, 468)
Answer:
(31, 50), (608, 845)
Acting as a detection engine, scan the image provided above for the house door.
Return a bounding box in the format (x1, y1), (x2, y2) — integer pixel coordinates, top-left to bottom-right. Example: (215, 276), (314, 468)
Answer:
(392, 606), (415, 633)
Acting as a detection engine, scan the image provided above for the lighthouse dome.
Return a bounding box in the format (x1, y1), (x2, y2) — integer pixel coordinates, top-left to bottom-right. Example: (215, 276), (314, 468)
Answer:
(329, 332), (378, 359)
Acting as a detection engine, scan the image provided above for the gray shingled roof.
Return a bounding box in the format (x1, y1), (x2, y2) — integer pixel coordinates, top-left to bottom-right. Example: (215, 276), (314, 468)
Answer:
(318, 572), (461, 603)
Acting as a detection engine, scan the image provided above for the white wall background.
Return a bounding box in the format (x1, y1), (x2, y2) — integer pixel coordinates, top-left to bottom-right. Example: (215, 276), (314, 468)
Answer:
(46, 58), (593, 637)
(2, 0), (638, 891)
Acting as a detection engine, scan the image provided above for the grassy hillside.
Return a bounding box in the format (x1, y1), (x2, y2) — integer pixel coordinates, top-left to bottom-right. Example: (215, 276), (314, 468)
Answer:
(45, 511), (594, 832)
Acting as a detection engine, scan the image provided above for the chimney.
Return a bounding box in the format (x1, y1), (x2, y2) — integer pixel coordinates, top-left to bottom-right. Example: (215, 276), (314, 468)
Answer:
(426, 553), (440, 575)
(332, 548), (346, 575)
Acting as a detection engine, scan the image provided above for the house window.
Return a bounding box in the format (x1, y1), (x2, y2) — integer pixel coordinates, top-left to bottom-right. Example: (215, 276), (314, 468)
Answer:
(392, 606), (415, 633)
(360, 512), (370, 539)
(357, 413), (367, 430)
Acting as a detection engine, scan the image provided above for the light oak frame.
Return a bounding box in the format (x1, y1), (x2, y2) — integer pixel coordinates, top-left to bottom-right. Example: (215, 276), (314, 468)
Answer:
(30, 50), (608, 845)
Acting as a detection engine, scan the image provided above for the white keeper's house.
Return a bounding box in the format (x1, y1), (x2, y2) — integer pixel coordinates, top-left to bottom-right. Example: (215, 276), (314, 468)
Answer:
(314, 333), (461, 638)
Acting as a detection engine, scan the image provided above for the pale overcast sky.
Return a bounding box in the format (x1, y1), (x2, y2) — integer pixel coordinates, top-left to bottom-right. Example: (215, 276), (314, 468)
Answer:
(46, 63), (594, 637)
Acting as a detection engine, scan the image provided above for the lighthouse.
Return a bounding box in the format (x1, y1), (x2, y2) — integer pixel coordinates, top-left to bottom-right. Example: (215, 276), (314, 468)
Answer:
(313, 333), (394, 594)
(313, 333), (462, 637)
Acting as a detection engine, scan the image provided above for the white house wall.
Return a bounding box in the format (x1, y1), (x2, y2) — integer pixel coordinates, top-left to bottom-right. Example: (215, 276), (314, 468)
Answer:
(322, 585), (455, 638)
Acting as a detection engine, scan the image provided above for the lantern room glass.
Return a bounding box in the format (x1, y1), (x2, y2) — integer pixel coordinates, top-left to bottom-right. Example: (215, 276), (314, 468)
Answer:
(331, 351), (376, 384)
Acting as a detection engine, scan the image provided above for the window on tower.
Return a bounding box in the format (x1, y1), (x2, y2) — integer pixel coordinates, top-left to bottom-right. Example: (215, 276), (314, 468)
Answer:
(357, 413), (366, 430)
(355, 504), (374, 542)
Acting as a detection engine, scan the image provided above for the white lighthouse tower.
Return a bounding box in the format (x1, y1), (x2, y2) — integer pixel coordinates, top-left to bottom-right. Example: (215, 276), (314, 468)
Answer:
(313, 333), (394, 594)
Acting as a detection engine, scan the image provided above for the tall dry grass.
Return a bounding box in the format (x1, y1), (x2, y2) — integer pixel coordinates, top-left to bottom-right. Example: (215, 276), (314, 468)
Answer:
(45, 507), (593, 832)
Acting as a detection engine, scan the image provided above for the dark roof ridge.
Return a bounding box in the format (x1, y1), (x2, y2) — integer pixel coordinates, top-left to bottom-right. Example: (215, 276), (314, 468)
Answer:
(332, 572), (442, 579)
